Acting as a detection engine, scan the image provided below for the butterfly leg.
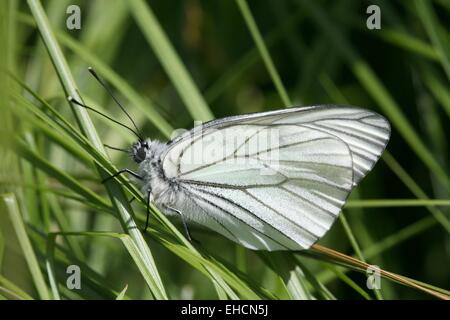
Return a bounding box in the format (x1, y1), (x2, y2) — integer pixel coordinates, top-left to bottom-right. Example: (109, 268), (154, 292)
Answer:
(163, 205), (193, 243)
(102, 169), (142, 184)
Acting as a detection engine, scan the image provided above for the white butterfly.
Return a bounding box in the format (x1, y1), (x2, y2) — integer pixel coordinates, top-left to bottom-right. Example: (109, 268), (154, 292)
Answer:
(128, 105), (390, 251)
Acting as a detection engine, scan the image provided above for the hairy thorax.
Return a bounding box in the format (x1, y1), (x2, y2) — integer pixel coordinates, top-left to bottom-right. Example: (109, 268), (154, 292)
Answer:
(136, 140), (184, 210)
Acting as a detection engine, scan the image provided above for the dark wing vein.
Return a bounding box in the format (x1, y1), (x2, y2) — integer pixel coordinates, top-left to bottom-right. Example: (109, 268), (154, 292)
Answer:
(185, 184), (292, 249)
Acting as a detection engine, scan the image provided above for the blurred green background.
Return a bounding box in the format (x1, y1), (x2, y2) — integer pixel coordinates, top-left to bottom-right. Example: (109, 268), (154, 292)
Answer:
(0, 0), (449, 300)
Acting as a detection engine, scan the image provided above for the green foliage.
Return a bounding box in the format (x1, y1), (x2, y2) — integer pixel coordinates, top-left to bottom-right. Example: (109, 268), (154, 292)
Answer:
(0, 0), (449, 299)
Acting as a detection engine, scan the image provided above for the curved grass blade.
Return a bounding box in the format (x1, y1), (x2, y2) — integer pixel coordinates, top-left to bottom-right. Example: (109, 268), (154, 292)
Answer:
(46, 232), (169, 300)
(338, 212), (383, 300)
(129, 0), (214, 122)
(28, 228), (130, 300)
(0, 275), (34, 300)
(300, 0), (450, 190)
(382, 151), (450, 233)
(324, 265), (371, 300)
(116, 284), (128, 300)
(11, 138), (110, 210)
(260, 252), (312, 300)
(415, 0), (450, 82)
(236, 0), (292, 106)
(27, 0), (167, 299)
(45, 233), (60, 299)
(204, 9), (304, 104)
(376, 29), (439, 61)
(11, 79), (263, 300)
(235, 1), (332, 299)
(309, 244), (449, 300)
(0, 193), (50, 299)
(16, 13), (175, 138)
(421, 66), (450, 120)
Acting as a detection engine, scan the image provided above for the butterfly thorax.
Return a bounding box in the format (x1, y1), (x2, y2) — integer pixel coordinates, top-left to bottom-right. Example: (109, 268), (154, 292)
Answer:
(133, 139), (183, 208)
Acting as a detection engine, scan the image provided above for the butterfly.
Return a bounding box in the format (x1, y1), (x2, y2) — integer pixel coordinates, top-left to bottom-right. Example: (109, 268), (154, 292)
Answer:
(129, 105), (390, 251)
(71, 68), (391, 251)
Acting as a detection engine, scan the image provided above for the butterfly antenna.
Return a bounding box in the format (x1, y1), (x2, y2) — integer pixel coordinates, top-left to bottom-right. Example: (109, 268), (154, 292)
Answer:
(67, 96), (143, 141)
(104, 144), (129, 153)
(88, 67), (143, 141)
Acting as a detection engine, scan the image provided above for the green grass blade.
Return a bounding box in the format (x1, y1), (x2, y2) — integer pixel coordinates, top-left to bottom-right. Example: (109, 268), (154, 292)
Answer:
(29, 229), (130, 299)
(129, 0), (214, 121)
(1, 193), (50, 299)
(339, 213), (365, 261)
(7, 0), (446, 300)
(235, 246), (247, 273)
(0, 227), (4, 269)
(377, 29), (439, 61)
(421, 66), (450, 119)
(236, 0), (292, 106)
(155, 233), (270, 299)
(0, 275), (34, 300)
(383, 152), (450, 233)
(261, 252), (312, 300)
(309, 244), (449, 299)
(363, 216), (436, 260)
(47, 195), (85, 260)
(345, 199), (450, 208)
(319, 63), (449, 291)
(318, 215), (440, 286)
(47, 231), (168, 299)
(319, 70), (450, 233)
(325, 265), (371, 300)
(27, 0), (168, 299)
(11, 77), (248, 300)
(212, 281), (229, 300)
(116, 284), (128, 300)
(235, 0), (318, 299)
(300, 0), (450, 191)
(12, 138), (110, 210)
(296, 260), (336, 300)
(339, 212), (383, 300)
(204, 9), (304, 104)
(27, 0), (102, 147)
(415, 0), (450, 81)
(16, 12), (174, 138)
(45, 233), (60, 299)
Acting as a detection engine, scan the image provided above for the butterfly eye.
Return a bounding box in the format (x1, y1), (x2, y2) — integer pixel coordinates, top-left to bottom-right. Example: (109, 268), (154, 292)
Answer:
(135, 147), (146, 162)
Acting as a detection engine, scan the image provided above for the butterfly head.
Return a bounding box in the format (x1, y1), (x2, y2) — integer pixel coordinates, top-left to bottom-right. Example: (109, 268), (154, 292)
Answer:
(131, 139), (150, 163)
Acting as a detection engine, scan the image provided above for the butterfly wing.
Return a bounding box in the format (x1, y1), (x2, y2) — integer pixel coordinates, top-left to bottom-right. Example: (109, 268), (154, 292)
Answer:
(161, 105), (390, 250)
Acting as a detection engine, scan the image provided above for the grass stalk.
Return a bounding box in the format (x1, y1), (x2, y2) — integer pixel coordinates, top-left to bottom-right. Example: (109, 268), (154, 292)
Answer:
(27, 0), (167, 299)
(236, 0), (292, 106)
(1, 193), (50, 299)
(129, 0), (214, 122)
